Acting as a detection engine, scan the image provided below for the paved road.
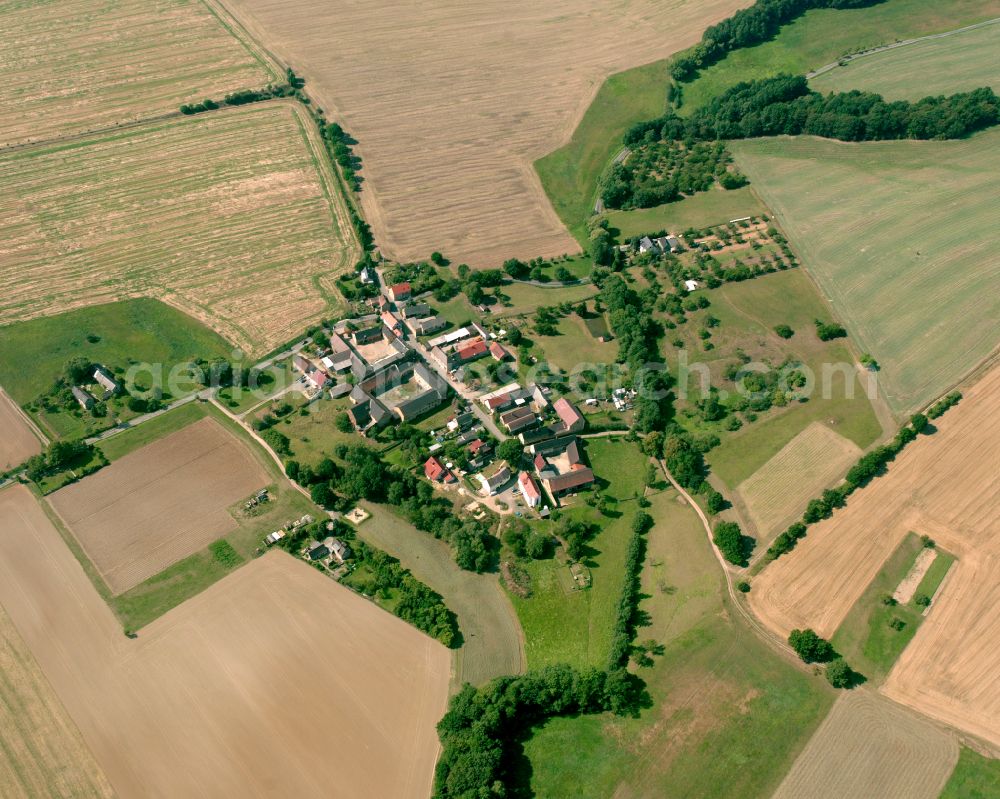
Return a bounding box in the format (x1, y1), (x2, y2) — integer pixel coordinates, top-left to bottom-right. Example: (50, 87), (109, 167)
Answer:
(807, 16), (1000, 79)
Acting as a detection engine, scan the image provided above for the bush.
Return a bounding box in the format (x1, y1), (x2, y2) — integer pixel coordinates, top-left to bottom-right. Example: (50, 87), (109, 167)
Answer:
(736, 580), (751, 593)
(774, 324), (794, 339)
(788, 628), (836, 663)
(713, 520), (753, 566)
(815, 320), (848, 341)
(208, 539), (242, 568)
(825, 658), (862, 689)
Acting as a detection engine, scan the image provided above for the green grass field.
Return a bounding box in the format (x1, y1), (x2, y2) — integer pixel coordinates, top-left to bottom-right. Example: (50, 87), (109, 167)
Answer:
(495, 280), (598, 317)
(534, 60), (669, 241)
(508, 438), (650, 669)
(97, 401), (208, 462)
(523, 487), (834, 797)
(831, 534), (954, 683)
(0, 299), (231, 406)
(732, 130), (1000, 414)
(668, 270), (882, 487)
(940, 748), (1000, 798)
(531, 313), (618, 374)
(606, 186), (767, 239)
(678, 0), (1000, 112)
(811, 19), (1000, 98)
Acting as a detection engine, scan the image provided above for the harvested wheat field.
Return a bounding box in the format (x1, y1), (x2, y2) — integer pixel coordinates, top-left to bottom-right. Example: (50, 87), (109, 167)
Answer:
(0, 0), (274, 148)
(772, 691), (958, 799)
(0, 389), (43, 471)
(217, 0), (744, 265)
(0, 601), (116, 799)
(751, 366), (1000, 746)
(49, 417), (268, 594)
(0, 102), (357, 355)
(737, 422), (861, 544)
(0, 484), (450, 799)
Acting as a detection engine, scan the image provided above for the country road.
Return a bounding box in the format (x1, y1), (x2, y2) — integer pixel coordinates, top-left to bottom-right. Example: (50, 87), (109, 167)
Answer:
(806, 16), (1000, 79)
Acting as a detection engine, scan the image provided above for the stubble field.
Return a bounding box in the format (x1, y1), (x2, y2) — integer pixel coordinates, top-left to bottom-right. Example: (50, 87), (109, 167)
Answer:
(0, 389), (43, 471)
(0, 102), (358, 355)
(0, 484), (450, 799)
(0, 0), (274, 148)
(737, 422), (862, 545)
(0, 601), (115, 798)
(750, 365), (1000, 746)
(49, 417), (269, 594)
(772, 691), (958, 799)
(217, 0), (745, 265)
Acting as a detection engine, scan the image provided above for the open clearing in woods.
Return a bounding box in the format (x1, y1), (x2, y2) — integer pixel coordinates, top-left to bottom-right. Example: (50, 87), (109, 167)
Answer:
(738, 423), (861, 545)
(49, 417), (269, 594)
(217, 0), (746, 265)
(772, 691), (958, 799)
(0, 484), (450, 799)
(0, 602), (115, 799)
(750, 365), (1000, 746)
(0, 0), (274, 147)
(0, 390), (42, 471)
(0, 102), (357, 356)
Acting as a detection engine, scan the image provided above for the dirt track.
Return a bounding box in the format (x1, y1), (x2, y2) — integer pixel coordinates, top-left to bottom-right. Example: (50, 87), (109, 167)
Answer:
(216, 0), (745, 265)
(49, 417), (268, 593)
(0, 483), (450, 798)
(751, 366), (1000, 747)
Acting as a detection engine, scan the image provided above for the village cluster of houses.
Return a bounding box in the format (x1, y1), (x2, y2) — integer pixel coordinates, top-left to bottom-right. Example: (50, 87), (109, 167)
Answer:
(427, 323), (512, 375)
(634, 233), (681, 256)
(71, 365), (122, 410)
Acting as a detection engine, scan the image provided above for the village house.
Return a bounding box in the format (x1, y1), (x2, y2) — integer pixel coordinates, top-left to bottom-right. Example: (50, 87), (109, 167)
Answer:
(551, 397), (585, 434)
(518, 471), (542, 508)
(93, 365), (120, 399)
(477, 460), (511, 495)
(405, 315), (447, 336)
(72, 385), (95, 410)
(500, 405), (537, 434)
(531, 436), (595, 503)
(352, 325), (384, 346)
(399, 302), (431, 319)
(424, 456), (455, 483)
(684, 279), (701, 292)
(387, 281), (412, 303)
(381, 310), (404, 337)
(489, 342), (512, 362)
(326, 537), (352, 563)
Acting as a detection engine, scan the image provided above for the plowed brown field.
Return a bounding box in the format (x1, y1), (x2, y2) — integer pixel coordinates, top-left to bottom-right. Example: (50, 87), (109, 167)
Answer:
(0, 484), (450, 798)
(0, 389), (42, 471)
(751, 366), (1000, 746)
(49, 417), (268, 594)
(0, 0), (274, 147)
(0, 102), (357, 355)
(217, 0), (746, 265)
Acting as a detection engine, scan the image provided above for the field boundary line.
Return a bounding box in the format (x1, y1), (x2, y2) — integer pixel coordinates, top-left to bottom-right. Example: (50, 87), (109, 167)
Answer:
(0, 386), (49, 448)
(807, 16), (1000, 79)
(200, 0), (285, 82)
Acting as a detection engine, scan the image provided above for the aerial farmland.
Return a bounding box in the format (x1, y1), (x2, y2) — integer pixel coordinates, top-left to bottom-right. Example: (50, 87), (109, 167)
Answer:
(1, 0), (999, 795)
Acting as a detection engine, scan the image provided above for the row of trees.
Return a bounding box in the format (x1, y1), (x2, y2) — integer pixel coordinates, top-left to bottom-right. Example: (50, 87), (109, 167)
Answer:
(607, 511), (655, 669)
(179, 81), (294, 115)
(788, 629), (863, 688)
(23, 440), (104, 484)
(433, 665), (644, 798)
(768, 405), (959, 559)
(669, 0), (886, 81)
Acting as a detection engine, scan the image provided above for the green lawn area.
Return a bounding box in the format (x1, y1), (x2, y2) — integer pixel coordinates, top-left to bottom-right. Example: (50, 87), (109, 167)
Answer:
(216, 361), (291, 414)
(832, 533), (955, 683)
(97, 401), (208, 461)
(532, 313), (618, 374)
(732, 128), (1000, 414)
(811, 17), (1000, 99)
(535, 59), (670, 242)
(606, 185), (766, 238)
(495, 281), (597, 317)
(508, 438), (650, 669)
(0, 299), (231, 406)
(678, 0), (1000, 113)
(940, 747), (1000, 799)
(523, 486), (834, 798)
(667, 269), (882, 487)
(255, 393), (369, 469)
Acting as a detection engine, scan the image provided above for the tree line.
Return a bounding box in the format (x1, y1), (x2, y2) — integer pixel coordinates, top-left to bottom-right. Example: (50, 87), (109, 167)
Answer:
(607, 511), (655, 669)
(669, 0), (887, 82)
(628, 75), (1000, 146)
(768, 399), (961, 559)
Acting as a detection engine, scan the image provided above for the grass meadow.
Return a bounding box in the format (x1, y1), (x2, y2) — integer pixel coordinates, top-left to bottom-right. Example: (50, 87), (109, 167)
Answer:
(0, 102), (357, 356)
(606, 185), (767, 239)
(523, 487), (834, 797)
(940, 747), (1000, 798)
(732, 130), (1000, 414)
(811, 19), (1000, 99)
(678, 0), (1000, 112)
(534, 60), (669, 242)
(831, 533), (955, 683)
(668, 270), (882, 487)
